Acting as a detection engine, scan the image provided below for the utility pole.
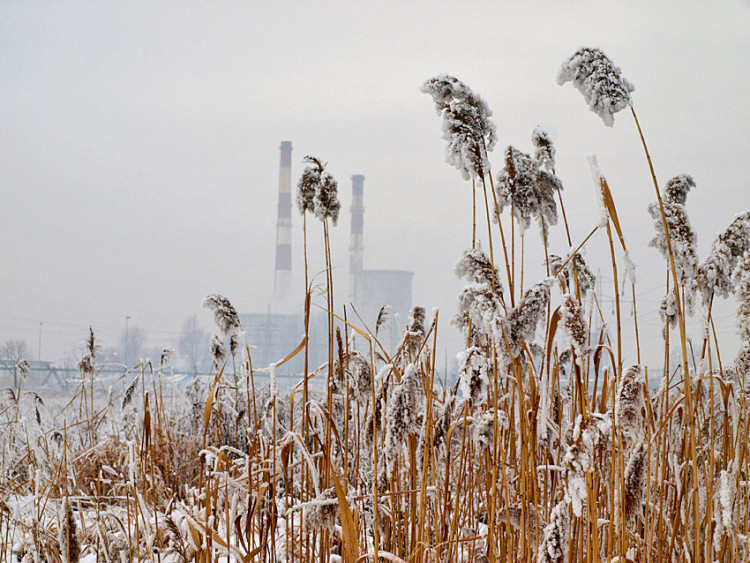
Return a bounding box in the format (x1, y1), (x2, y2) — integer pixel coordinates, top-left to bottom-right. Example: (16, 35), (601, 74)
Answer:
(38, 322), (43, 361)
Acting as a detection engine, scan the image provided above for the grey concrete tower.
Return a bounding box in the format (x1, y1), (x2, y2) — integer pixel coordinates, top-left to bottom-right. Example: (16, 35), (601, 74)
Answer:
(274, 141), (293, 298)
(349, 174), (365, 299)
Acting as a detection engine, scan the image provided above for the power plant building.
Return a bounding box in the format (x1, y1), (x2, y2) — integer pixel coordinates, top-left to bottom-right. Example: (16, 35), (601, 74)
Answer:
(241, 142), (413, 376)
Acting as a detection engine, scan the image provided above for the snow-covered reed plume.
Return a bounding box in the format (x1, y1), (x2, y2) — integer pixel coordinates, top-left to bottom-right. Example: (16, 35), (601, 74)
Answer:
(501, 279), (551, 357)
(296, 156), (319, 215)
(495, 145), (560, 236)
(648, 175), (698, 328)
(648, 174), (698, 282)
(314, 168), (340, 225)
(303, 487), (338, 533)
(735, 254), (750, 334)
(733, 252), (750, 379)
(560, 295), (587, 360)
(160, 347), (174, 369)
(202, 293), (241, 336)
(563, 414), (612, 518)
(403, 305), (427, 360)
(623, 441), (647, 525)
(454, 246), (505, 341)
(16, 358), (30, 381)
(457, 346), (488, 404)
(455, 246), (502, 291)
(349, 351), (372, 405)
(470, 411), (496, 453)
(532, 126), (556, 173)
(384, 363), (424, 470)
(713, 469), (737, 551)
(537, 501), (569, 563)
(375, 304), (390, 336)
(210, 334), (227, 372)
(77, 326), (99, 375)
(616, 365), (646, 449)
(698, 211), (750, 300)
(456, 282), (503, 341)
(557, 47), (635, 127)
(297, 155), (341, 224)
(550, 253), (596, 297)
(421, 74), (497, 180)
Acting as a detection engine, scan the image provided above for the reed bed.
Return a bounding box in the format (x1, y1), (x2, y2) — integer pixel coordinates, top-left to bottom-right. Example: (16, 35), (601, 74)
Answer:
(2, 47), (749, 562)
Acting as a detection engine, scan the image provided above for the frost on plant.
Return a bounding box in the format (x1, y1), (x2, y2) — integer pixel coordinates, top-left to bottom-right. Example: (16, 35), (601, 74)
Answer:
(501, 280), (551, 358)
(384, 363), (424, 470)
(648, 175), (698, 280)
(550, 253), (596, 297)
(455, 246), (503, 293)
(314, 168), (340, 225)
(649, 176), (699, 330)
(454, 246), (505, 341)
(297, 155), (341, 225)
(495, 145), (560, 237)
(557, 47), (635, 127)
(16, 358), (30, 380)
(471, 411), (496, 453)
(732, 251), (750, 339)
(623, 441), (647, 524)
(455, 282), (503, 342)
(616, 365), (646, 449)
(349, 351), (373, 405)
(202, 293), (241, 337)
(698, 211), (750, 300)
(303, 488), (338, 533)
(563, 413), (611, 518)
(537, 501), (569, 563)
(560, 294), (588, 360)
(457, 346), (489, 404)
(210, 334), (227, 372)
(713, 469), (737, 551)
(296, 157), (319, 215)
(421, 74), (497, 180)
(532, 126), (556, 173)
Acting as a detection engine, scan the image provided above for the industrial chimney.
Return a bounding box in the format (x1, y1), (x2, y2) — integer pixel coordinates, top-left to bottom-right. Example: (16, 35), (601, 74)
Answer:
(349, 174), (365, 300)
(274, 141), (293, 299)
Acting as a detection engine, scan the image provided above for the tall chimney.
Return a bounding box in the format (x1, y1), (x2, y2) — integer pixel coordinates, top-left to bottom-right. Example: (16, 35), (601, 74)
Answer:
(274, 141), (293, 299)
(349, 174), (365, 300)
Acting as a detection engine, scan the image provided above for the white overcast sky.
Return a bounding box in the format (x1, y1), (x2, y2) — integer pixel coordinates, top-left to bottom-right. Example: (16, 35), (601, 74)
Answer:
(2, 1), (749, 367)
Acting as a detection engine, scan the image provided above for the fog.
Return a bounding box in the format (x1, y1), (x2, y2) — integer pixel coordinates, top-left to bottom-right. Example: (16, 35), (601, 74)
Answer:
(2, 1), (749, 370)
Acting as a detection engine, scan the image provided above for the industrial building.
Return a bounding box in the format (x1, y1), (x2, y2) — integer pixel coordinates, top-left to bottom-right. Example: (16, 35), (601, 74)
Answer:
(240, 142), (413, 376)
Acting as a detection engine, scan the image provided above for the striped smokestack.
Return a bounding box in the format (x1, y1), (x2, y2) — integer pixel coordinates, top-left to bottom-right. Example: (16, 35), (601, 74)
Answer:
(274, 141), (293, 299)
(349, 174), (365, 299)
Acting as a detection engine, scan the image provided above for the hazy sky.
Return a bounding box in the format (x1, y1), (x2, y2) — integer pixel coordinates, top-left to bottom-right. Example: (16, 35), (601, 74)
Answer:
(2, 1), (749, 368)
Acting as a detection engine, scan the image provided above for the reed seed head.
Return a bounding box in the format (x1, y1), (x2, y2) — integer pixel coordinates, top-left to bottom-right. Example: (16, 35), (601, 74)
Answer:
(202, 293), (241, 337)
(557, 47), (635, 127)
(496, 146), (560, 236)
(421, 74), (497, 180)
(532, 126), (556, 172)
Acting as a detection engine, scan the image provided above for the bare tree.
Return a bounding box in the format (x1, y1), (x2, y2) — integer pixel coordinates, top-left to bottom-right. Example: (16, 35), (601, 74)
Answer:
(179, 315), (209, 375)
(120, 326), (146, 369)
(1, 339), (31, 387)
(1, 339), (29, 362)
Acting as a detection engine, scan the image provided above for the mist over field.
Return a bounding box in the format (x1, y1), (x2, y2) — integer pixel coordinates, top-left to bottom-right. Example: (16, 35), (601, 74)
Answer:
(2, 2), (749, 371)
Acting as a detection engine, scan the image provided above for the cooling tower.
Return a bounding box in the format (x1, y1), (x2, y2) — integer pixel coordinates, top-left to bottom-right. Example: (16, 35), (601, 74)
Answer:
(349, 174), (365, 299)
(274, 141), (293, 298)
